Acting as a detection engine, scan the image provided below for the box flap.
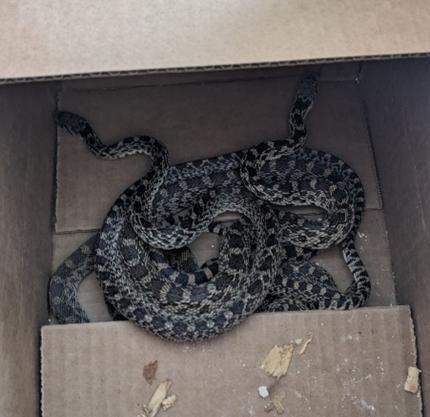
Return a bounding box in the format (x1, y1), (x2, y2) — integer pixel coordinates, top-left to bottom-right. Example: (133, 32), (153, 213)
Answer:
(41, 306), (421, 417)
(2, 0), (430, 82)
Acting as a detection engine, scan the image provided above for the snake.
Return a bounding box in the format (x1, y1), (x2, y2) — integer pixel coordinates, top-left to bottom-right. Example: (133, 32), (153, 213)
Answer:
(49, 76), (370, 341)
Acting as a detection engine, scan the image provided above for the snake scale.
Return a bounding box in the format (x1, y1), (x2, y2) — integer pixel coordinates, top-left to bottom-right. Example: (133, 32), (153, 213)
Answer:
(49, 77), (370, 341)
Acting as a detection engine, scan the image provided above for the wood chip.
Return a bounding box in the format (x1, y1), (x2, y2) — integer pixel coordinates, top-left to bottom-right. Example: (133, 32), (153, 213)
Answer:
(161, 394), (177, 411)
(143, 360), (158, 385)
(143, 380), (173, 417)
(260, 344), (294, 378)
(404, 366), (421, 394)
(297, 334), (313, 355)
(269, 383), (286, 415)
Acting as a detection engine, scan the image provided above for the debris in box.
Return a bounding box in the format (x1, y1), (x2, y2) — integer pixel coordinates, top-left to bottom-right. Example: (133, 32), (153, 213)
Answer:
(260, 344), (295, 378)
(161, 394), (177, 411)
(140, 380), (175, 417)
(143, 360), (158, 385)
(258, 337), (315, 413)
(258, 385), (270, 399)
(297, 334), (313, 355)
(404, 366), (421, 394)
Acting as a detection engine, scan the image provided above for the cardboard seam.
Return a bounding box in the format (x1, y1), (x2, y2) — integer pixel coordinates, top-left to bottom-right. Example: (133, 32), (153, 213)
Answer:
(356, 78), (384, 211)
(61, 71), (366, 95)
(63, 71), (320, 93)
(53, 93), (62, 246)
(2, 52), (430, 86)
(51, 88), (61, 265)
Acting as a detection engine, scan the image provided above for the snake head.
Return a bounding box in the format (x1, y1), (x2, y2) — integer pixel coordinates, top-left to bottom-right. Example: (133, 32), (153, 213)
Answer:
(297, 76), (318, 103)
(53, 111), (91, 136)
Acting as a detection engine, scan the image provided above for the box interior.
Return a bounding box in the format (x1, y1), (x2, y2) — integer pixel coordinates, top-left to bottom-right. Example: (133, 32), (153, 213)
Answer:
(1, 58), (429, 416)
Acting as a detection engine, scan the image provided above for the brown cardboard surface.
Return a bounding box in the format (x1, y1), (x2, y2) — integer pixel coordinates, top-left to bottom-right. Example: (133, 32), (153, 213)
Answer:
(360, 58), (430, 416)
(55, 77), (381, 233)
(41, 306), (420, 417)
(0, 84), (56, 417)
(51, 209), (396, 322)
(2, 1), (430, 80)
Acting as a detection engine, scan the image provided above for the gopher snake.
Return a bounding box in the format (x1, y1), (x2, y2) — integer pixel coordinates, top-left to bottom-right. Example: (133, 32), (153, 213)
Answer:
(49, 77), (370, 341)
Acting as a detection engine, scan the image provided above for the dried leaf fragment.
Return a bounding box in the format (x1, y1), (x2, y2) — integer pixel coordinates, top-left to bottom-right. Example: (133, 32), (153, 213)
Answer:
(404, 366), (421, 394)
(144, 380), (172, 417)
(260, 344), (294, 378)
(143, 360), (158, 385)
(297, 334), (313, 355)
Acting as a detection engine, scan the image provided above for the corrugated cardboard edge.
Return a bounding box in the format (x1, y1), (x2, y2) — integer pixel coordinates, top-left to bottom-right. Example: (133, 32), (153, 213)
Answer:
(356, 72), (385, 212)
(2, 53), (429, 86)
(40, 333), (45, 417)
(408, 308), (424, 415)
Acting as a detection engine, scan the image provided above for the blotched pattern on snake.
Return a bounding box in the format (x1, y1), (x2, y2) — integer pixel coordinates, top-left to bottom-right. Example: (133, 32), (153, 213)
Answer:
(49, 77), (370, 341)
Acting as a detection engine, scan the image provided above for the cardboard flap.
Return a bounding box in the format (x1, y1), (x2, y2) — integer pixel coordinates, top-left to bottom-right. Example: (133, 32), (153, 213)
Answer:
(41, 307), (421, 417)
(2, 0), (430, 81)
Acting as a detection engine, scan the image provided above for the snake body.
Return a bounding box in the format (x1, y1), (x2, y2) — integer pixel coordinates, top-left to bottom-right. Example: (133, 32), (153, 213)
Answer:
(49, 77), (370, 341)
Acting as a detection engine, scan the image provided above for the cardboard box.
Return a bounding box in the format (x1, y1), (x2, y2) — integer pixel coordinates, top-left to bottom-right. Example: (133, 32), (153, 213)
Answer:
(1, 2), (429, 416)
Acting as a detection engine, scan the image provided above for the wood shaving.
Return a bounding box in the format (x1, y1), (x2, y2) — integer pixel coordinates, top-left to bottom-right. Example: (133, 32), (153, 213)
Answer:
(404, 366), (421, 394)
(143, 360), (158, 385)
(260, 344), (294, 378)
(297, 334), (313, 355)
(161, 394), (177, 411)
(143, 380), (173, 417)
(269, 383), (286, 414)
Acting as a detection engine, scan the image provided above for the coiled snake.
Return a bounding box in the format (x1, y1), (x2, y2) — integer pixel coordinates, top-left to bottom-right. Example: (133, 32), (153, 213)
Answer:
(49, 77), (370, 341)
